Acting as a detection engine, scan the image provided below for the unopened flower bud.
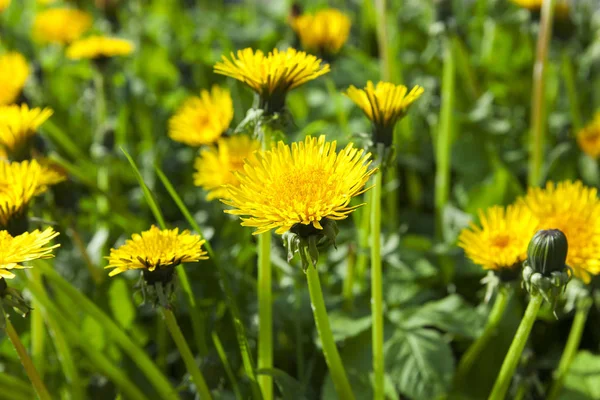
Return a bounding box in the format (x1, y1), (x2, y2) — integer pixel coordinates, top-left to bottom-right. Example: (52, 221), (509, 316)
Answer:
(527, 229), (568, 276)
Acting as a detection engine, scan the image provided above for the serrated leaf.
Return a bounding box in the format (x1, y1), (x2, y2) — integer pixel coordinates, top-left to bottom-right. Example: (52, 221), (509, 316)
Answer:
(108, 279), (135, 330)
(385, 328), (454, 400)
(560, 351), (600, 400)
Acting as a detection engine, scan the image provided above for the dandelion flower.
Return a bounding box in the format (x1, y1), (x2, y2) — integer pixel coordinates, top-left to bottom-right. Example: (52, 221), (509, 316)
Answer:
(105, 225), (208, 277)
(577, 113), (600, 159)
(194, 135), (260, 200)
(509, 0), (569, 17)
(33, 8), (92, 44)
(0, 104), (53, 155)
(290, 8), (351, 55)
(0, 0), (9, 11)
(222, 135), (375, 235)
(0, 53), (29, 106)
(0, 159), (65, 227)
(0, 228), (59, 279)
(521, 181), (600, 282)
(214, 48), (330, 113)
(458, 204), (539, 272)
(66, 35), (134, 60)
(169, 86), (233, 146)
(346, 81), (424, 145)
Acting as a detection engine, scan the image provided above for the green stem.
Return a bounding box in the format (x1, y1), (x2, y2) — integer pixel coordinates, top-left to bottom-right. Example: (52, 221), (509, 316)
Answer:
(30, 269), (46, 380)
(342, 243), (356, 311)
(528, 0), (556, 187)
(453, 288), (511, 386)
(435, 36), (455, 240)
(561, 49), (582, 132)
(161, 308), (212, 400)
(257, 232), (273, 400)
(489, 294), (544, 400)
(375, 0), (391, 81)
(546, 297), (592, 400)
(156, 317), (168, 371)
(4, 318), (52, 400)
(371, 171), (384, 400)
(212, 331), (243, 400)
(355, 200), (371, 291)
(306, 264), (355, 400)
(35, 261), (178, 399)
(294, 281), (305, 383)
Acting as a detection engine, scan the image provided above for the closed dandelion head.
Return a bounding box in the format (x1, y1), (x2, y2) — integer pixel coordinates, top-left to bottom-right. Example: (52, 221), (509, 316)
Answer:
(169, 86), (233, 146)
(194, 134), (260, 200)
(459, 204), (539, 279)
(33, 8), (92, 44)
(290, 8), (351, 57)
(0, 53), (29, 106)
(66, 35), (134, 60)
(345, 81), (424, 147)
(577, 113), (600, 159)
(214, 47), (330, 114)
(0, 104), (53, 158)
(521, 181), (600, 283)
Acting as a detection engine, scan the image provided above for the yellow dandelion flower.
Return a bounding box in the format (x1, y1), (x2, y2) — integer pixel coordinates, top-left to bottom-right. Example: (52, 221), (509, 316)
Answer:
(509, 0), (569, 17)
(577, 113), (600, 159)
(0, 160), (65, 226)
(66, 35), (134, 60)
(214, 48), (330, 113)
(345, 81), (424, 144)
(458, 204), (539, 271)
(0, 228), (59, 279)
(105, 225), (208, 277)
(0, 53), (29, 106)
(222, 135), (376, 235)
(0, 104), (53, 155)
(521, 181), (600, 282)
(194, 135), (261, 200)
(169, 86), (233, 146)
(0, 0), (10, 12)
(290, 8), (351, 55)
(33, 8), (92, 45)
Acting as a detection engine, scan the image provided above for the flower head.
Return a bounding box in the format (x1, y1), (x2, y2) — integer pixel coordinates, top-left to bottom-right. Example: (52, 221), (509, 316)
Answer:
(577, 113), (600, 158)
(0, 159), (65, 227)
(0, 104), (53, 155)
(520, 181), (600, 282)
(169, 86), (233, 146)
(0, 0), (10, 11)
(509, 0), (569, 17)
(194, 135), (260, 200)
(0, 53), (29, 105)
(105, 226), (208, 277)
(33, 8), (92, 44)
(0, 227), (59, 279)
(222, 135), (375, 235)
(214, 48), (330, 113)
(345, 81), (424, 145)
(290, 8), (351, 55)
(66, 35), (134, 60)
(458, 204), (539, 272)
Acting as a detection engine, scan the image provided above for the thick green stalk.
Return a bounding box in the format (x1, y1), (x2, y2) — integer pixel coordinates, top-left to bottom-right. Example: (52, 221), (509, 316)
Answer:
(257, 232), (273, 400)
(528, 0), (556, 187)
(161, 308), (212, 400)
(306, 263), (355, 400)
(435, 37), (455, 239)
(547, 297), (592, 400)
(489, 294), (544, 400)
(561, 49), (582, 132)
(4, 319), (51, 400)
(30, 269), (46, 380)
(371, 171), (384, 400)
(453, 288), (511, 386)
(212, 332), (243, 400)
(375, 0), (391, 82)
(35, 261), (179, 399)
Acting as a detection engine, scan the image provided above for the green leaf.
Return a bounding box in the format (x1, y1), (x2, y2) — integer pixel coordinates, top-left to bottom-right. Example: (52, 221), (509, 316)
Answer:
(108, 279), (136, 330)
(385, 328), (454, 400)
(560, 351), (600, 400)
(257, 368), (310, 400)
(325, 310), (372, 343)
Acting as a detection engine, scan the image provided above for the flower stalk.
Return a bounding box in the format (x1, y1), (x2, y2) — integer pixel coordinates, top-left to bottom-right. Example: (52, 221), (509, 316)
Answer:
(257, 231), (273, 400)
(371, 169), (385, 400)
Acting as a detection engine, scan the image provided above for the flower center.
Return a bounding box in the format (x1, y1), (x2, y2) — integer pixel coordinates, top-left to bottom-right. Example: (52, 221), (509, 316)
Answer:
(491, 234), (510, 248)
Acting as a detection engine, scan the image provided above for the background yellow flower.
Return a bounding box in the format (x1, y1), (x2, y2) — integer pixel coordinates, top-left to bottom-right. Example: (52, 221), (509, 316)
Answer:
(0, 0), (10, 12)
(66, 35), (134, 59)
(169, 86), (233, 146)
(0, 53), (29, 105)
(0, 227), (59, 279)
(33, 8), (93, 44)
(521, 181), (600, 282)
(290, 8), (351, 55)
(576, 113), (600, 158)
(0, 104), (53, 155)
(223, 135), (375, 235)
(194, 135), (260, 200)
(105, 226), (208, 277)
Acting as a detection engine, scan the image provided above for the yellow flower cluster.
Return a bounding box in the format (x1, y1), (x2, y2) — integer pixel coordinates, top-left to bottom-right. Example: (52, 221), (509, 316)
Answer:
(67, 35), (134, 59)
(0, 53), (30, 106)
(169, 86), (233, 146)
(0, 228), (59, 279)
(0, 104), (53, 154)
(290, 8), (351, 55)
(33, 8), (92, 44)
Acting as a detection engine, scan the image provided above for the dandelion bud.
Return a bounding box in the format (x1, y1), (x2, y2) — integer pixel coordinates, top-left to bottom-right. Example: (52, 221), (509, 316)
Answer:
(283, 218), (339, 271)
(527, 229), (568, 275)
